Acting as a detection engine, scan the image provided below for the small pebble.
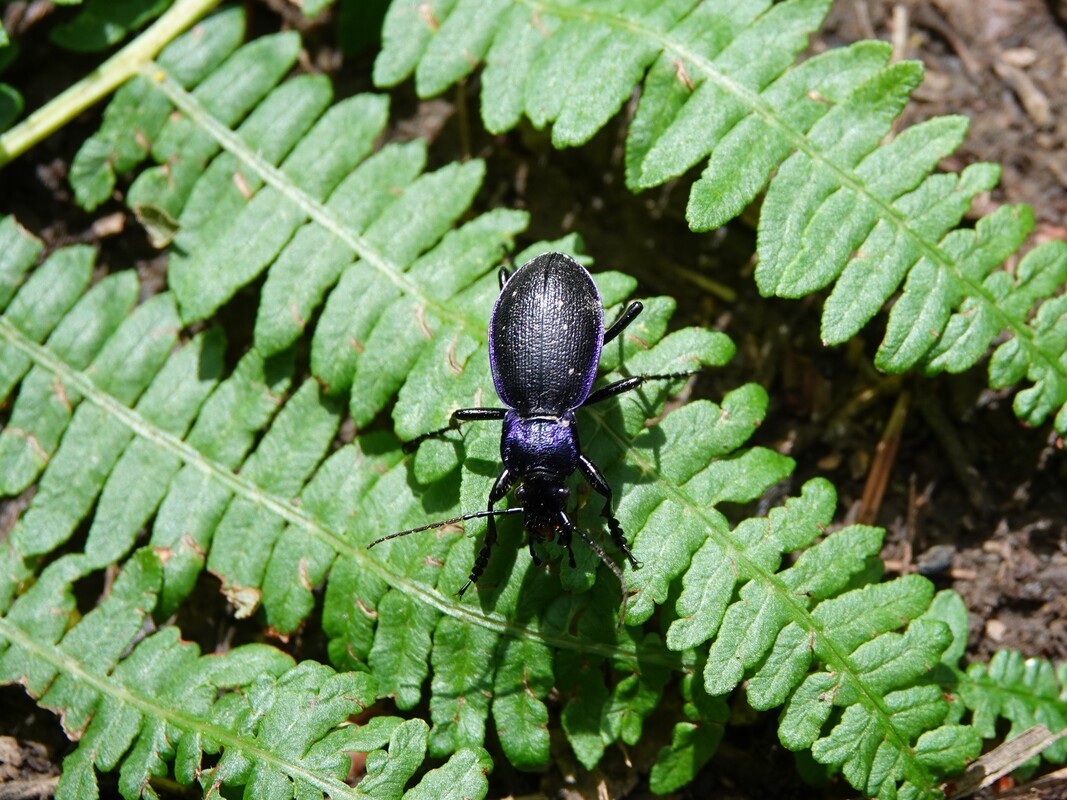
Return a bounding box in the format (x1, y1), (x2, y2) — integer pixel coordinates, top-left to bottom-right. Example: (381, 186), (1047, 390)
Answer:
(917, 544), (956, 576)
(985, 618), (1007, 643)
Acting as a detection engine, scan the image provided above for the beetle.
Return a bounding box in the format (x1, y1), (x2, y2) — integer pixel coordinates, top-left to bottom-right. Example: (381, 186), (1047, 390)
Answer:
(369, 252), (697, 595)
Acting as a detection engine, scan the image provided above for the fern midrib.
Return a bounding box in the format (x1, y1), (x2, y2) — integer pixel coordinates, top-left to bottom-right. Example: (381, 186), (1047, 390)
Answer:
(520, 0), (1061, 385)
(0, 316), (682, 670)
(0, 616), (361, 799)
(593, 406), (937, 794)
(144, 65), (480, 337)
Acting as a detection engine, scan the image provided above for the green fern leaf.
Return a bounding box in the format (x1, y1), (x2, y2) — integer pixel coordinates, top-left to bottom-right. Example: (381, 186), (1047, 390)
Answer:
(205, 380), (343, 618)
(429, 616), (499, 755)
(635, 0), (833, 189)
(649, 670), (728, 793)
(494, 636), (554, 768)
(0, 268), (138, 499)
(556, 646), (611, 768)
(262, 435), (400, 635)
(151, 347), (295, 615)
(0, 244), (93, 403)
(683, 37), (892, 230)
(0, 216), (42, 306)
(125, 31), (303, 223)
(256, 139), (426, 359)
(961, 651), (1067, 763)
(0, 547), (487, 799)
(374, 0), (1067, 433)
(875, 204), (1033, 372)
(8, 293), (180, 560)
(820, 163), (1001, 345)
(171, 88), (385, 323)
(83, 329), (226, 568)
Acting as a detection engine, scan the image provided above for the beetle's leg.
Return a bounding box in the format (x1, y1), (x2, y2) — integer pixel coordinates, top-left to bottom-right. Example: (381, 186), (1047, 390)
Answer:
(557, 516), (577, 568)
(577, 455), (641, 569)
(602, 301), (643, 345)
(579, 371), (699, 408)
(402, 407), (508, 453)
(528, 541), (543, 567)
(498, 266), (512, 290)
(459, 469), (515, 596)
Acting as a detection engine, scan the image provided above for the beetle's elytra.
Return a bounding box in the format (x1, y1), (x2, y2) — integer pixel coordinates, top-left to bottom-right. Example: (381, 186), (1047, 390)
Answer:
(369, 252), (697, 595)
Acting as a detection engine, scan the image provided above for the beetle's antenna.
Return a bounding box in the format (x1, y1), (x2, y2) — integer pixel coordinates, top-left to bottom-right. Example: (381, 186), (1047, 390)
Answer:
(574, 528), (630, 627)
(368, 508), (523, 548)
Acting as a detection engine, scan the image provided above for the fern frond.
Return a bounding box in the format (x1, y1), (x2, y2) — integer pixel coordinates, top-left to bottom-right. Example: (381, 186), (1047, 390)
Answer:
(0, 548), (490, 800)
(7, 292), (181, 560)
(373, 0), (1067, 434)
(928, 591), (1067, 767)
(961, 652), (1067, 764)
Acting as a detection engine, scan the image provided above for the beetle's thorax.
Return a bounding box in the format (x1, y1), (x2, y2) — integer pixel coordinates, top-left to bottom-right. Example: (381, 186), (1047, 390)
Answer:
(501, 410), (580, 480)
(502, 410), (579, 542)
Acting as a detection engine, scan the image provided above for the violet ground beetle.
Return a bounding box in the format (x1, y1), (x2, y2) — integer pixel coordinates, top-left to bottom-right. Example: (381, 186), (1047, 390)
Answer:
(369, 252), (698, 596)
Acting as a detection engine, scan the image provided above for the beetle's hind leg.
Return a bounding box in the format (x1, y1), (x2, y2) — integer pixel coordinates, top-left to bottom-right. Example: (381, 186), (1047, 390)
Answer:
(459, 469), (515, 596)
(577, 455), (641, 570)
(402, 407), (508, 453)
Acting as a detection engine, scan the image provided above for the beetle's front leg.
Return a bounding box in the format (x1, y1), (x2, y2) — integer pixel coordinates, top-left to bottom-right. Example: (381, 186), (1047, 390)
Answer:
(577, 455), (641, 569)
(602, 301), (643, 344)
(579, 371), (699, 409)
(402, 407), (508, 453)
(459, 469), (514, 596)
(558, 519), (577, 569)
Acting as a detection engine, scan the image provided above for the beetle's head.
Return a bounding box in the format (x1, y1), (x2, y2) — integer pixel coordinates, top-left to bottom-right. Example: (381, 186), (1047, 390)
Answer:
(516, 475), (569, 540)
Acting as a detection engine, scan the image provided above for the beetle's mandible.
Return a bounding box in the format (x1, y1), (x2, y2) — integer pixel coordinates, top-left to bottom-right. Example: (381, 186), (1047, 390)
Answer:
(369, 252), (697, 595)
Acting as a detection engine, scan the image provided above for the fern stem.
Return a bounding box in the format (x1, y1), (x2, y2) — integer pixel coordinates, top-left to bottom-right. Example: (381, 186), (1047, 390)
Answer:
(0, 315), (682, 670)
(0, 0), (220, 169)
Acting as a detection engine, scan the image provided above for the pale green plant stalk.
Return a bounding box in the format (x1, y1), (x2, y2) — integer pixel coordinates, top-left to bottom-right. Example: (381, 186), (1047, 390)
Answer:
(0, 0), (219, 168)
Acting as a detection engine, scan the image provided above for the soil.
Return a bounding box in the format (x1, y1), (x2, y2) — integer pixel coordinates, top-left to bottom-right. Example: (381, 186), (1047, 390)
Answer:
(0, 1), (1065, 799)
